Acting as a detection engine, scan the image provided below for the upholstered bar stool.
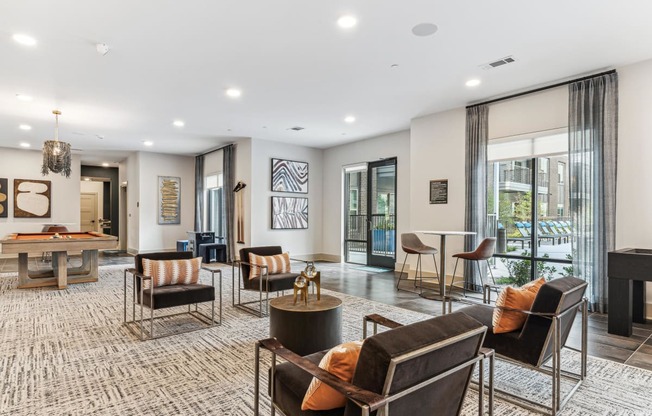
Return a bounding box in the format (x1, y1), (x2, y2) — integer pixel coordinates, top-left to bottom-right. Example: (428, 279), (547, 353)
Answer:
(396, 233), (439, 293)
(449, 237), (497, 300)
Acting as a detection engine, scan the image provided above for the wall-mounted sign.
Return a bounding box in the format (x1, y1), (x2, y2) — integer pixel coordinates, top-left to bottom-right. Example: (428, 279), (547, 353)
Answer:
(429, 179), (448, 204)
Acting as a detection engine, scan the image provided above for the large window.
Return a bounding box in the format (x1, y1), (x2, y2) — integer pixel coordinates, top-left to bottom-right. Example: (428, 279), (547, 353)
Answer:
(487, 132), (572, 285)
(205, 173), (225, 241)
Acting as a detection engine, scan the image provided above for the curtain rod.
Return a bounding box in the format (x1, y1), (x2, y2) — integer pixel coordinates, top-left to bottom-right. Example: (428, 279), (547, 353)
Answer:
(466, 69), (617, 109)
(196, 142), (235, 157)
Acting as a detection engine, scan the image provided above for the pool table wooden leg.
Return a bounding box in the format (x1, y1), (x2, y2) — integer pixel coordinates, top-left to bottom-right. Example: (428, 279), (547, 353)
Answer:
(53, 251), (68, 289)
(17, 253), (30, 288)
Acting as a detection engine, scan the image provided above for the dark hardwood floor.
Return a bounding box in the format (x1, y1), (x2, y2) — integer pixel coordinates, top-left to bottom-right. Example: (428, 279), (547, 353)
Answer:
(1, 254), (651, 371)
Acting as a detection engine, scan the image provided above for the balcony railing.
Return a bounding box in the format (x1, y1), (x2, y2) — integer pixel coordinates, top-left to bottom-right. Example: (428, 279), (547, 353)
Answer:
(499, 165), (549, 187)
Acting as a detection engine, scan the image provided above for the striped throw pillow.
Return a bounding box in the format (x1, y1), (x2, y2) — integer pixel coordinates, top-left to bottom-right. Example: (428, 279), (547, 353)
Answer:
(248, 252), (291, 279)
(141, 257), (202, 287)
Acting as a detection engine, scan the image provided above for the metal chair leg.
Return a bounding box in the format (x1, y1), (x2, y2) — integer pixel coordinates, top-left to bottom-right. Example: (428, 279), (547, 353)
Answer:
(397, 253), (409, 290)
(449, 258), (461, 294)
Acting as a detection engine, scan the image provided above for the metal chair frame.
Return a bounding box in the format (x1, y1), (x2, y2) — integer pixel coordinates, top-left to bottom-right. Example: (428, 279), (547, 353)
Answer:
(446, 293), (588, 415)
(255, 314), (494, 416)
(123, 266), (221, 340)
(396, 252), (439, 293)
(233, 260), (291, 317)
(449, 257), (497, 301)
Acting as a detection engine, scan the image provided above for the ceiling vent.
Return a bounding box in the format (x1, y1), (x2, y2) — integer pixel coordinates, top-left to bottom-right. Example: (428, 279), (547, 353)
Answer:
(288, 126), (305, 131)
(481, 55), (516, 70)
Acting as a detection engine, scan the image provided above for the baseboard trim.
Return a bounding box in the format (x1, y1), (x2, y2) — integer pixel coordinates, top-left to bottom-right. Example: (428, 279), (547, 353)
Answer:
(647, 302), (652, 321)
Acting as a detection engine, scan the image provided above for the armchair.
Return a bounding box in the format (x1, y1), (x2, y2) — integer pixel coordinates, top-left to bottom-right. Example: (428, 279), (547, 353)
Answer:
(255, 312), (494, 416)
(233, 246), (299, 317)
(123, 251), (221, 340)
(456, 276), (588, 415)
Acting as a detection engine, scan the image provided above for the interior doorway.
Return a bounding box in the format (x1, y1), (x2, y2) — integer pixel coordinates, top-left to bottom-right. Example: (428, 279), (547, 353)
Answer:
(343, 158), (397, 268)
(80, 193), (98, 232)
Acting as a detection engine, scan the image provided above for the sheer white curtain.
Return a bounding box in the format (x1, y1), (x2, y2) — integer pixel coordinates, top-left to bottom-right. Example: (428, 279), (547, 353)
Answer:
(568, 71), (618, 312)
(464, 105), (489, 289)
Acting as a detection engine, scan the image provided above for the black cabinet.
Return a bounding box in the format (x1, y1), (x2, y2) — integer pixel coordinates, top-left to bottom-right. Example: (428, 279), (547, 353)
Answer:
(186, 231), (215, 257)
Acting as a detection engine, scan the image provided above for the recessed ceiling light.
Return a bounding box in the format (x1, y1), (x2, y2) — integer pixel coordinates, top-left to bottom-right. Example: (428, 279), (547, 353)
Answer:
(344, 116), (356, 123)
(16, 94), (33, 102)
(173, 120), (185, 127)
(12, 34), (37, 46)
(390, 64), (399, 69)
(465, 79), (481, 87)
(226, 88), (242, 98)
(19, 124), (32, 130)
(337, 15), (357, 28)
(411, 23), (438, 37)
(101, 162), (110, 167)
(143, 141), (153, 146)
(19, 142), (30, 148)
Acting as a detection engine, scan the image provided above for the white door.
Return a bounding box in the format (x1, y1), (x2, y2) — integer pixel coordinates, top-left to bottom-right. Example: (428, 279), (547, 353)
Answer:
(80, 193), (98, 232)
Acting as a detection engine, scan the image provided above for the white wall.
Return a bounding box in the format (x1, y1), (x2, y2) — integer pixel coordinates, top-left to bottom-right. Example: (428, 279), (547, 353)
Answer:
(0, 147), (81, 257)
(80, 180), (104, 225)
(616, 58), (652, 318)
(136, 152), (195, 252)
(410, 110), (467, 276)
(322, 130), (410, 263)
(125, 153), (140, 253)
(249, 138), (323, 257)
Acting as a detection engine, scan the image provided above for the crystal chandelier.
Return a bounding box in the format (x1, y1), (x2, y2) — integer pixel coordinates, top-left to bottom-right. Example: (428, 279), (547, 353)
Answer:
(41, 110), (72, 178)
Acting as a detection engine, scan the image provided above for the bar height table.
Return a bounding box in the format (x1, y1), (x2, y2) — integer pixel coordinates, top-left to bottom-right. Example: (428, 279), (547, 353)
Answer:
(414, 230), (476, 314)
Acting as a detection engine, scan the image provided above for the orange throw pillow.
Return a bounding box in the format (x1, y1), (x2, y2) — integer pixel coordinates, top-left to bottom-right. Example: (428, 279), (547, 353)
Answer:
(248, 252), (291, 279)
(522, 277), (546, 295)
(492, 286), (537, 334)
(301, 341), (363, 411)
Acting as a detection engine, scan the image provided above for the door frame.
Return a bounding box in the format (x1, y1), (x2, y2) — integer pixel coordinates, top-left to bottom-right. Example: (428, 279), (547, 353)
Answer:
(80, 192), (99, 232)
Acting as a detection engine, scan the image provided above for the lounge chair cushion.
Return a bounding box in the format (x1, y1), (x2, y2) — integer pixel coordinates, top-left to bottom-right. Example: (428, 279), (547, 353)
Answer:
(248, 252), (291, 279)
(141, 257), (202, 287)
(140, 284), (215, 309)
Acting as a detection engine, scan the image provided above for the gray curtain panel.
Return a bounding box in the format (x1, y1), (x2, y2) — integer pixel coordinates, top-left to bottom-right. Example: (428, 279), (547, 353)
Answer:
(194, 154), (205, 231)
(223, 144), (235, 263)
(464, 105), (489, 290)
(568, 72), (618, 313)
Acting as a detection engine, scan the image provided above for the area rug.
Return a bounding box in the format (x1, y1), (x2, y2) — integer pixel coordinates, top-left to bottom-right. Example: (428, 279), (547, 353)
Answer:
(1, 265), (651, 415)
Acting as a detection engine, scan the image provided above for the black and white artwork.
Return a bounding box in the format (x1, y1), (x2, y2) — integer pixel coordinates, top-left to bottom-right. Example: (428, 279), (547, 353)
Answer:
(271, 158), (308, 193)
(271, 196), (308, 229)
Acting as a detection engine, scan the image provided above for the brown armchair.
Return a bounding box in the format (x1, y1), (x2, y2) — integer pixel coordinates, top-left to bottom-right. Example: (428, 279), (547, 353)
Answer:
(456, 276), (588, 415)
(123, 251), (221, 340)
(233, 246), (299, 317)
(255, 312), (494, 416)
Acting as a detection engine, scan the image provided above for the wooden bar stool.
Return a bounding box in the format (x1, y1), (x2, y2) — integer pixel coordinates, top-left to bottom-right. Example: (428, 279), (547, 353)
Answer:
(396, 233), (439, 293)
(448, 237), (497, 300)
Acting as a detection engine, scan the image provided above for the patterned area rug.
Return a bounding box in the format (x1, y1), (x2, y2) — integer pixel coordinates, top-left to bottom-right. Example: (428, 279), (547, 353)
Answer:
(1, 265), (651, 415)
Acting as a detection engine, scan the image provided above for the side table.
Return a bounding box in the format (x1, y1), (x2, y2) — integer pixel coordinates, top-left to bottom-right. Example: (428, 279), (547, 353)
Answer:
(269, 294), (342, 356)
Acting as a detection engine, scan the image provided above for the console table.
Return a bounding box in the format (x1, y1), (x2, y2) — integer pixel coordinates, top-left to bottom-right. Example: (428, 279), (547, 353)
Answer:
(608, 248), (651, 336)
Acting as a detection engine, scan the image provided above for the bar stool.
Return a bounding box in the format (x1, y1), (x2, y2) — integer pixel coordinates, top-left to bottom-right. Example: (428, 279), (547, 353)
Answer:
(396, 233), (439, 293)
(448, 237), (497, 301)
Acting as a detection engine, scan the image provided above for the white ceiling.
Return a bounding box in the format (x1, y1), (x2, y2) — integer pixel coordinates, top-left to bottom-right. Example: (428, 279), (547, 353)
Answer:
(2, 0), (652, 165)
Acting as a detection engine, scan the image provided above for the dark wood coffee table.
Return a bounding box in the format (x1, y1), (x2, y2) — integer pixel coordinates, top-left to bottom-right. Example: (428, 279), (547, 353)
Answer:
(269, 294), (342, 356)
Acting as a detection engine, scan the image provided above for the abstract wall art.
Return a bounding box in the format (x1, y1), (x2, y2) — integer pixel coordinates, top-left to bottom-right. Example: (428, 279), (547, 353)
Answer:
(271, 158), (308, 193)
(14, 179), (51, 218)
(271, 196), (308, 229)
(158, 176), (181, 224)
(0, 178), (7, 218)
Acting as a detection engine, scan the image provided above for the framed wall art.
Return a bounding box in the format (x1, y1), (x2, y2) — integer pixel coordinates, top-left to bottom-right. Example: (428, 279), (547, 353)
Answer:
(271, 196), (308, 229)
(0, 178), (7, 218)
(158, 176), (181, 224)
(271, 158), (308, 193)
(14, 179), (51, 218)
(429, 179), (448, 204)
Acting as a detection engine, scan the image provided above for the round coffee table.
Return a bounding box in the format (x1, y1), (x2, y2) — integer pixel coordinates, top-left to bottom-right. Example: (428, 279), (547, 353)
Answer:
(269, 294), (342, 356)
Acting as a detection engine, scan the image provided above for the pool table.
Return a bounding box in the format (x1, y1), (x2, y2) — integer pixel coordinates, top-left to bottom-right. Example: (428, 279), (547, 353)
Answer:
(0, 231), (118, 289)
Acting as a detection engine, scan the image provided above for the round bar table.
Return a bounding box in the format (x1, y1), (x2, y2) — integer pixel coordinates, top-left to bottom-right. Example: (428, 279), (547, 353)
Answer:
(269, 294), (342, 356)
(414, 230), (476, 314)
